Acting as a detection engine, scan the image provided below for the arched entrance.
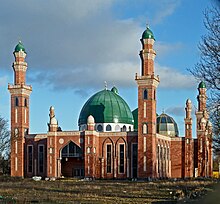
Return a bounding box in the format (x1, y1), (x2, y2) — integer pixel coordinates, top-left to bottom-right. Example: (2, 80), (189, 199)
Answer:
(61, 141), (84, 178)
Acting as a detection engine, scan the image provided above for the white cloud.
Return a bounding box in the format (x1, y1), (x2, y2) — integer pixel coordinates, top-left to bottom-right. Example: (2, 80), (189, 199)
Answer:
(155, 63), (197, 89)
(166, 106), (184, 116)
(0, 0), (194, 93)
(151, 0), (181, 24)
(154, 41), (183, 57)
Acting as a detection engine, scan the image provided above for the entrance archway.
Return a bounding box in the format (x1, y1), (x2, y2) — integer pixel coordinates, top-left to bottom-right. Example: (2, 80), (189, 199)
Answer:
(61, 141), (84, 178)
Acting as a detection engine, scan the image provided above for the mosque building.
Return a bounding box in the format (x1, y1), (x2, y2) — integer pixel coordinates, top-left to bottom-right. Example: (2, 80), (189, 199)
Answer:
(8, 26), (213, 179)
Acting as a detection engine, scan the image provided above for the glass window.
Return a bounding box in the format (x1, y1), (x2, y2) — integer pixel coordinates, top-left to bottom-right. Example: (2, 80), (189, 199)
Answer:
(61, 142), (82, 158)
(107, 144), (112, 173)
(157, 146), (160, 173)
(122, 125), (127, 132)
(143, 89), (148, 99)
(161, 117), (166, 123)
(24, 98), (27, 107)
(119, 144), (125, 173)
(27, 145), (33, 173)
(160, 124), (167, 131)
(38, 145), (44, 173)
(106, 125), (111, 131)
(167, 117), (172, 123)
(143, 124), (147, 134)
(97, 125), (103, 132)
(15, 97), (19, 107)
(14, 128), (19, 137)
(132, 144), (138, 178)
(115, 125), (120, 131)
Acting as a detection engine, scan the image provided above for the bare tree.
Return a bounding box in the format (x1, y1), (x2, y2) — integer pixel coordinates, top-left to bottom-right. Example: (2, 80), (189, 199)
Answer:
(189, 5), (220, 152)
(0, 116), (10, 174)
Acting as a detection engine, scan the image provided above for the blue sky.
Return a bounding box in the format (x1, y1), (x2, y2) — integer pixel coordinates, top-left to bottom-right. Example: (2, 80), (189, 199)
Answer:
(0, 0), (217, 136)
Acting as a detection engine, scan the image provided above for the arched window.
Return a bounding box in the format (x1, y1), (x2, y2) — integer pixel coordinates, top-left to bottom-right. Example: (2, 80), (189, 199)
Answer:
(15, 97), (19, 106)
(129, 126), (131, 131)
(122, 125), (126, 132)
(115, 125), (120, 132)
(24, 98), (27, 107)
(143, 124), (147, 134)
(106, 125), (111, 131)
(14, 128), (19, 137)
(143, 89), (148, 100)
(61, 142), (82, 158)
(97, 124), (103, 132)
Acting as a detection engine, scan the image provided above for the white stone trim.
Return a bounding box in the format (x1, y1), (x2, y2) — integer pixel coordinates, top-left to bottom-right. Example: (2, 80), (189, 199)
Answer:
(144, 102), (146, 118)
(24, 109), (27, 124)
(144, 156), (146, 172)
(15, 108), (18, 123)
(15, 140), (18, 154)
(15, 157), (18, 171)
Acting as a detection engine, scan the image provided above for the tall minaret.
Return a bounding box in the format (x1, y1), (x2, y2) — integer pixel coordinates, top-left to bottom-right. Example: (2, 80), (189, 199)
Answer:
(196, 81), (208, 177)
(135, 25), (159, 178)
(8, 41), (32, 177)
(184, 99), (194, 177)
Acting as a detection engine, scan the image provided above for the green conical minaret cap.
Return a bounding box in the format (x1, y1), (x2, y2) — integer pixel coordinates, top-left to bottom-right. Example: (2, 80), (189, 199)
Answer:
(142, 25), (155, 40)
(14, 41), (26, 53)
(111, 86), (118, 94)
(198, 81), (206, 88)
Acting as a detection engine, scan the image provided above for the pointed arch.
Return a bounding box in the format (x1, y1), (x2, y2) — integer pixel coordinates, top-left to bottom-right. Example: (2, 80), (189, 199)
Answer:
(102, 137), (114, 157)
(60, 140), (82, 158)
(115, 137), (127, 156)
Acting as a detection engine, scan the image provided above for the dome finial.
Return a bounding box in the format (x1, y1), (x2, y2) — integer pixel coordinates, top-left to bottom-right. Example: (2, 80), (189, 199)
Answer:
(146, 19), (149, 29)
(104, 81), (107, 90)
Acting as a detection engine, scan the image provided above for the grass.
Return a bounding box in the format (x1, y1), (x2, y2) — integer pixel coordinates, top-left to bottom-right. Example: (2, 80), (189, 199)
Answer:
(0, 176), (218, 203)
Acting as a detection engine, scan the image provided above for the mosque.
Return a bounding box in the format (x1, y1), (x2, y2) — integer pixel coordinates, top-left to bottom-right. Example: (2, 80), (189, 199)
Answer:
(8, 26), (213, 179)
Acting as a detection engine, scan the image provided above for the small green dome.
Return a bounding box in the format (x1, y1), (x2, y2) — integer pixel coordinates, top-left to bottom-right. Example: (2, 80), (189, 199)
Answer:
(78, 88), (134, 126)
(198, 81), (206, 89)
(142, 26), (155, 40)
(14, 41), (26, 53)
(111, 86), (118, 94)
(156, 113), (179, 137)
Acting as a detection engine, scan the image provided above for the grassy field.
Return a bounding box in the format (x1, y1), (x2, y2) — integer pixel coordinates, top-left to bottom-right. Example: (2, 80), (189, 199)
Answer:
(0, 176), (218, 203)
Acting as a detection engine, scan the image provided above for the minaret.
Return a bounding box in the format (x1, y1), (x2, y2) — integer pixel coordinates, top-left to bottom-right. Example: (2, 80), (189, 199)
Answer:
(8, 41), (32, 177)
(184, 99), (193, 177)
(48, 106), (58, 132)
(135, 25), (159, 178)
(196, 81), (208, 177)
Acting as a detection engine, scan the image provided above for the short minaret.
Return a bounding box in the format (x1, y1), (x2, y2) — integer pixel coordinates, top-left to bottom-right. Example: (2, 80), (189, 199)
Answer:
(184, 99), (193, 177)
(135, 25), (160, 178)
(8, 41), (32, 177)
(48, 106), (58, 132)
(196, 81), (209, 177)
(87, 115), (95, 131)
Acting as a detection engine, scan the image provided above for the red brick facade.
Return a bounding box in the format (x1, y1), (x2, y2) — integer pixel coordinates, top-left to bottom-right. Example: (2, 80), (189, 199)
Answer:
(8, 31), (213, 179)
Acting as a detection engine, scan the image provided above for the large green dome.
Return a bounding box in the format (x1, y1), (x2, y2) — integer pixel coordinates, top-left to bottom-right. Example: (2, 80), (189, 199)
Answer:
(78, 88), (134, 126)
